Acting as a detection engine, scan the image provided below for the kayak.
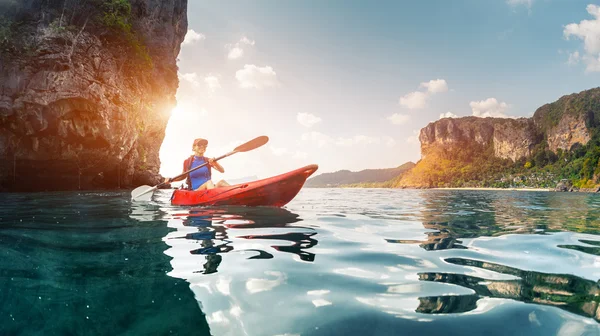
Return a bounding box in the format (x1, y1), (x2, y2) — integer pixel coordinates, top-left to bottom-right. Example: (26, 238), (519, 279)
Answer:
(170, 164), (318, 207)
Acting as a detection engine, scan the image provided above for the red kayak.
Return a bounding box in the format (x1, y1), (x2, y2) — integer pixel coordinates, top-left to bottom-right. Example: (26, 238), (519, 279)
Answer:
(170, 164), (318, 207)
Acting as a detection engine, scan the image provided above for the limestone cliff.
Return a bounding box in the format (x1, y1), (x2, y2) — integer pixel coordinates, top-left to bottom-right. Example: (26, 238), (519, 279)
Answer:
(532, 88), (600, 152)
(398, 87), (600, 188)
(0, 0), (187, 191)
(420, 87), (600, 162)
(420, 117), (538, 161)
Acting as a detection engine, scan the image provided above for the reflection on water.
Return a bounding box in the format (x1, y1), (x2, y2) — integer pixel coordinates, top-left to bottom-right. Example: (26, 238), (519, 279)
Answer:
(145, 189), (600, 335)
(388, 191), (600, 251)
(2, 189), (599, 335)
(163, 206), (316, 272)
(418, 258), (600, 320)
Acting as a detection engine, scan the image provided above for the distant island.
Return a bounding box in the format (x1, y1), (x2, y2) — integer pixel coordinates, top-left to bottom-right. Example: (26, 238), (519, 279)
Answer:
(305, 162), (415, 188)
(307, 87), (600, 191)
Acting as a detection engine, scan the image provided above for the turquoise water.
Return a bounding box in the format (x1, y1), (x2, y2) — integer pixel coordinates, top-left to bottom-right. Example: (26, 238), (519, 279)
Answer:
(1, 189), (599, 335)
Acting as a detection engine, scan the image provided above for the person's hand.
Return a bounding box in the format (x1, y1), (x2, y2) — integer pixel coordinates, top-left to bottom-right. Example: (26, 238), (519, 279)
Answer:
(164, 177), (172, 183)
(208, 158), (216, 166)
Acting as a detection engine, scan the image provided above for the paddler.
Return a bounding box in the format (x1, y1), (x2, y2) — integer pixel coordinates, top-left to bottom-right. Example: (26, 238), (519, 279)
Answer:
(164, 138), (230, 190)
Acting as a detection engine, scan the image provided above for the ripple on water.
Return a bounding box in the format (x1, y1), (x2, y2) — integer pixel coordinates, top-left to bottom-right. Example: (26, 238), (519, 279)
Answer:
(0, 188), (598, 335)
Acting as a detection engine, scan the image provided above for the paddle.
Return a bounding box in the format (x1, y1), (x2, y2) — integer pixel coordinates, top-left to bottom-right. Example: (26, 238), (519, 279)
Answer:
(131, 136), (269, 202)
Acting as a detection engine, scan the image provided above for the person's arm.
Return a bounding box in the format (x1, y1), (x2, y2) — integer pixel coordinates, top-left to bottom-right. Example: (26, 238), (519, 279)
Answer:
(208, 158), (225, 173)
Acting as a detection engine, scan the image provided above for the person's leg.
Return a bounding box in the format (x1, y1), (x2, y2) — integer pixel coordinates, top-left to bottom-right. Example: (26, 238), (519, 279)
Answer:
(216, 180), (230, 187)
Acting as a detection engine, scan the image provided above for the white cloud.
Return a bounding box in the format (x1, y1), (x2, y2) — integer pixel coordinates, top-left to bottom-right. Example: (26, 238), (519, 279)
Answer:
(228, 47), (244, 60)
(439, 111), (458, 119)
(182, 29), (205, 46)
(588, 56), (600, 72)
(297, 113), (322, 127)
(235, 65), (280, 89)
(470, 98), (510, 118)
(226, 36), (256, 60)
(180, 72), (201, 87)
(419, 79), (448, 94)
(564, 4), (600, 72)
(398, 79), (449, 110)
(507, 0), (533, 9)
(406, 130), (420, 144)
(387, 113), (410, 125)
(204, 75), (221, 91)
(567, 51), (581, 66)
(399, 91), (428, 109)
(240, 36), (255, 45)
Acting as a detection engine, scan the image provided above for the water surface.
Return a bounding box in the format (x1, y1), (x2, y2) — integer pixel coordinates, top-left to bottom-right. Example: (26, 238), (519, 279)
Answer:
(0, 189), (599, 335)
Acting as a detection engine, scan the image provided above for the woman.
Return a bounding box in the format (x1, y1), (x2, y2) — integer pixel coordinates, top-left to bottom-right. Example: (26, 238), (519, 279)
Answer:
(165, 138), (230, 190)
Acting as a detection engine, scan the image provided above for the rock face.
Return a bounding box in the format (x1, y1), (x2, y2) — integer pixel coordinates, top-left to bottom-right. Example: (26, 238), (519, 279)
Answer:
(0, 0), (187, 191)
(420, 117), (539, 161)
(531, 88), (600, 153)
(420, 87), (600, 162)
(545, 114), (590, 152)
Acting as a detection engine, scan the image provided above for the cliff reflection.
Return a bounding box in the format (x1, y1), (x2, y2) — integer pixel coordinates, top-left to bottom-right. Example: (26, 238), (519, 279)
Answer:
(165, 206), (317, 274)
(388, 191), (600, 251)
(417, 258), (600, 321)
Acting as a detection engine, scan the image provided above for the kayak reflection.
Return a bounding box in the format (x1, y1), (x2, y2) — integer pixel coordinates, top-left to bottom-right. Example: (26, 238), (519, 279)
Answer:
(164, 206), (317, 275)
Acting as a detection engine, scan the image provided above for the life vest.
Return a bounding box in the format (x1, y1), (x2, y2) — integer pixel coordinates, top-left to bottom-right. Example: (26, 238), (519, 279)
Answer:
(183, 155), (212, 190)
(183, 155), (195, 190)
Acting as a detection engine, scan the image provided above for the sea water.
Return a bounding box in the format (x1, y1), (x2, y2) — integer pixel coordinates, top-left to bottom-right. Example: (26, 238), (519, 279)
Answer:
(0, 188), (599, 335)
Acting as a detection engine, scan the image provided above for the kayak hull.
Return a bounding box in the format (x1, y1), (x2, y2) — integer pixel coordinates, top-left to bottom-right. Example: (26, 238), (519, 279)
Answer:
(170, 164), (318, 207)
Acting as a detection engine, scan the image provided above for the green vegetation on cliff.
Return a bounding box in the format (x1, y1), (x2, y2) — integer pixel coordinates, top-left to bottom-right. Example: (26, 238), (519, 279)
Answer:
(0, 0), (152, 69)
(533, 88), (600, 131)
(100, 0), (153, 69)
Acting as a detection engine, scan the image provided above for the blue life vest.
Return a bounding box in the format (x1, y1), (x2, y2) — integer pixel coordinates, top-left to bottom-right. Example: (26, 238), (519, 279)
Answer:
(187, 156), (212, 190)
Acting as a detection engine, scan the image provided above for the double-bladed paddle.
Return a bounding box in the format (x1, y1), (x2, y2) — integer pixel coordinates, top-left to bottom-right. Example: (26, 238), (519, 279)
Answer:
(131, 136), (269, 202)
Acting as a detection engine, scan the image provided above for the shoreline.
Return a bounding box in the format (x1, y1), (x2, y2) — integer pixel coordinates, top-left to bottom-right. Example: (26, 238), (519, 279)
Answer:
(430, 187), (551, 192)
(311, 186), (600, 193)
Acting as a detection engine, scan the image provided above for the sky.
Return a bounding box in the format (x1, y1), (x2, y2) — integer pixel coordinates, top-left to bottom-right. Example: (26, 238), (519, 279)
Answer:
(159, 0), (600, 181)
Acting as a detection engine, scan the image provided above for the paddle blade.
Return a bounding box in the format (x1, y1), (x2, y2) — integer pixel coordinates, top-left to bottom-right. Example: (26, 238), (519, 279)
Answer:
(131, 185), (157, 202)
(234, 136), (269, 153)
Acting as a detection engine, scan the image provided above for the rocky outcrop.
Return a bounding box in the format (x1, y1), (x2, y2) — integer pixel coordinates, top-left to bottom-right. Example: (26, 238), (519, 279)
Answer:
(532, 87), (600, 151)
(545, 113), (590, 152)
(0, 0), (187, 191)
(420, 117), (538, 161)
(420, 87), (600, 163)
